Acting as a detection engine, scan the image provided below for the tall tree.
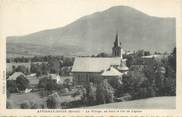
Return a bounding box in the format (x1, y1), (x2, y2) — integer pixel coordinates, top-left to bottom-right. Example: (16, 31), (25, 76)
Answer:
(16, 75), (30, 91)
(168, 47), (176, 71)
(87, 82), (97, 105)
(15, 65), (28, 74)
(96, 79), (114, 104)
(48, 57), (60, 74)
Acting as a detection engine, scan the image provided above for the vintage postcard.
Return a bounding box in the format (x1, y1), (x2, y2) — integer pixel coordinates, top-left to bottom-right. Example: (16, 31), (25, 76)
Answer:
(0, 0), (182, 116)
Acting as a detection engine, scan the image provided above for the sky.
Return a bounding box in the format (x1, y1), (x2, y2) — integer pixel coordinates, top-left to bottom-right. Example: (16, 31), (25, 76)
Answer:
(1, 0), (179, 37)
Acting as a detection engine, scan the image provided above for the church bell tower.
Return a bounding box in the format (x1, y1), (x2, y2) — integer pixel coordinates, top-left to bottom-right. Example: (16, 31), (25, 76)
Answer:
(112, 32), (128, 73)
(112, 33), (121, 57)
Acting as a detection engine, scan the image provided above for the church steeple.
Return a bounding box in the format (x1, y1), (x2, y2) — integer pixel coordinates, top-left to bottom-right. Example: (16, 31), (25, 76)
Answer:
(112, 32), (129, 73)
(114, 32), (119, 47)
(112, 32), (121, 57)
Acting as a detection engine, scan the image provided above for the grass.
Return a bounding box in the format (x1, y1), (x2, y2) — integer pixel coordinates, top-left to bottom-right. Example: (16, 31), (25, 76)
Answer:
(7, 84), (77, 109)
(85, 96), (176, 109)
(8, 91), (47, 109)
(8, 91), (175, 109)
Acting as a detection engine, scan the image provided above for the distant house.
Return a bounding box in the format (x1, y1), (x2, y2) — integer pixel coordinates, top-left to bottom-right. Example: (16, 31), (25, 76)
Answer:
(49, 74), (64, 84)
(7, 72), (25, 81)
(72, 33), (129, 87)
(6, 62), (31, 73)
(7, 72), (32, 93)
(6, 61), (48, 73)
(27, 73), (36, 77)
(130, 65), (145, 72)
(141, 54), (168, 64)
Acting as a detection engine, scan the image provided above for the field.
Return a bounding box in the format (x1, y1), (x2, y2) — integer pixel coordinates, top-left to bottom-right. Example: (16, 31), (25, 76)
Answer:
(8, 93), (175, 109)
(85, 96), (176, 109)
(6, 62), (48, 73)
(8, 91), (47, 109)
(7, 76), (73, 109)
(8, 89), (81, 109)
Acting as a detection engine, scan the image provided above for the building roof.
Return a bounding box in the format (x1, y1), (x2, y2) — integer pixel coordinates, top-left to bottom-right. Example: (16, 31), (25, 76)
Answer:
(101, 67), (122, 76)
(7, 72), (25, 80)
(117, 61), (129, 71)
(72, 57), (121, 73)
(141, 54), (168, 59)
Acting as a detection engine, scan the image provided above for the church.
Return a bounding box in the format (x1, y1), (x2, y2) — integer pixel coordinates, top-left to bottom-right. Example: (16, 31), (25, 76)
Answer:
(71, 33), (129, 87)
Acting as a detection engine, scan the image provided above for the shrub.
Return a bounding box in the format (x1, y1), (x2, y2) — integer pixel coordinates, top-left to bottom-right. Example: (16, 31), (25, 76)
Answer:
(86, 82), (96, 105)
(38, 77), (58, 91)
(20, 101), (39, 109)
(56, 84), (64, 91)
(39, 89), (52, 97)
(114, 93), (132, 102)
(168, 47), (176, 71)
(15, 65), (28, 74)
(46, 79), (57, 90)
(29, 101), (39, 109)
(16, 75), (30, 91)
(20, 101), (31, 109)
(107, 76), (122, 89)
(46, 93), (61, 109)
(63, 79), (72, 90)
(71, 90), (80, 97)
(40, 104), (46, 109)
(96, 79), (114, 104)
(38, 77), (49, 88)
(6, 100), (14, 109)
(48, 57), (60, 74)
(30, 64), (42, 76)
(7, 80), (17, 93)
(7, 90), (11, 99)
(61, 88), (69, 94)
(7, 75), (30, 93)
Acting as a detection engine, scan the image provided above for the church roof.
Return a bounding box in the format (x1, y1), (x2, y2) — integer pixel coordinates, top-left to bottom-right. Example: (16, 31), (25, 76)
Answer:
(72, 57), (121, 73)
(101, 67), (122, 76)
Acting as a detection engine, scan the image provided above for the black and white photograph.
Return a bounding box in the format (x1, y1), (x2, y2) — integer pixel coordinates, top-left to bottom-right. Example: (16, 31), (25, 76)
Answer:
(1, 0), (179, 112)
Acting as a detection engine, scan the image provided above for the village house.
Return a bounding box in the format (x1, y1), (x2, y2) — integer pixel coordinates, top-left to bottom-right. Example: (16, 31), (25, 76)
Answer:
(49, 73), (64, 84)
(141, 54), (168, 65)
(7, 72), (33, 93)
(71, 33), (129, 87)
(7, 72), (26, 81)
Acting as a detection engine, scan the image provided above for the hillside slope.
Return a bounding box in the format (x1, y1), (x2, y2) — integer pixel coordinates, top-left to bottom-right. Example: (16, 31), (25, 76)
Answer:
(7, 6), (176, 56)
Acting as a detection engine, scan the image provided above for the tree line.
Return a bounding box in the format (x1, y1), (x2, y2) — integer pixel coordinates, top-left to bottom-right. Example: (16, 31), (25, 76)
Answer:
(82, 47), (176, 106)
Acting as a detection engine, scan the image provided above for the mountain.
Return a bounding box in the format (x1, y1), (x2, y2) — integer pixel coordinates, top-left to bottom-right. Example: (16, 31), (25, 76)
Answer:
(7, 6), (176, 57)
